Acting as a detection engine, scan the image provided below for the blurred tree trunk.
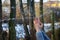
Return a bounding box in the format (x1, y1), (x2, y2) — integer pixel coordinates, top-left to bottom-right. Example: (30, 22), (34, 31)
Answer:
(29, 0), (36, 40)
(51, 11), (55, 40)
(0, 0), (3, 40)
(9, 0), (16, 40)
(27, 0), (29, 9)
(20, 0), (30, 40)
(40, 0), (44, 30)
(57, 28), (60, 40)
